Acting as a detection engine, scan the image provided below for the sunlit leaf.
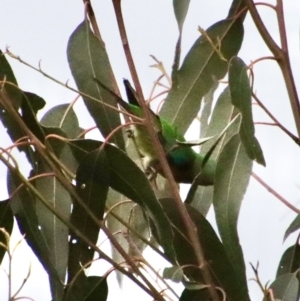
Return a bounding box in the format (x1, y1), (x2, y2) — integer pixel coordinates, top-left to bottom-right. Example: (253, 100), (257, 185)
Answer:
(0, 199), (13, 264)
(67, 20), (124, 150)
(160, 18), (244, 134)
(228, 56), (265, 166)
(213, 134), (252, 297)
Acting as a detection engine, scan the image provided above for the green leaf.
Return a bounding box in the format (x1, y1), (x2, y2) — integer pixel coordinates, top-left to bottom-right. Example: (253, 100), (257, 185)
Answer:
(68, 149), (110, 282)
(173, 0), (190, 33)
(191, 86), (234, 215)
(213, 134), (252, 297)
(163, 266), (184, 283)
(64, 274), (108, 301)
(228, 56), (266, 166)
(35, 162), (72, 300)
(160, 18), (244, 134)
(67, 20), (124, 150)
(158, 198), (250, 301)
(277, 242), (300, 278)
(7, 172), (62, 287)
(264, 274), (299, 301)
(66, 138), (174, 258)
(284, 215), (300, 241)
(0, 200), (14, 264)
(106, 191), (150, 285)
(41, 104), (81, 139)
(0, 50), (22, 109)
(180, 287), (211, 301)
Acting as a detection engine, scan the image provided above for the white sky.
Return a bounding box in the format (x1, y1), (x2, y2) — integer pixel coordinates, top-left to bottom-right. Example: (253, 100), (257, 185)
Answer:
(1, 1), (300, 300)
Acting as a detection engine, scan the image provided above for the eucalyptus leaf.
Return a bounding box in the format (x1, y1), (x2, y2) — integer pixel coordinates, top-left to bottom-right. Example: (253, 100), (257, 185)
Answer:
(213, 134), (252, 297)
(0, 200), (13, 264)
(263, 274), (299, 301)
(284, 215), (300, 241)
(276, 242), (300, 278)
(68, 148), (110, 282)
(7, 171), (62, 289)
(192, 87), (234, 215)
(67, 20), (124, 150)
(157, 198), (250, 301)
(160, 17), (244, 134)
(228, 56), (265, 166)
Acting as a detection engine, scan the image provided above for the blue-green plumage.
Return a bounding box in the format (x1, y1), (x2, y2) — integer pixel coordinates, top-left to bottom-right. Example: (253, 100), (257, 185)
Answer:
(96, 78), (216, 185)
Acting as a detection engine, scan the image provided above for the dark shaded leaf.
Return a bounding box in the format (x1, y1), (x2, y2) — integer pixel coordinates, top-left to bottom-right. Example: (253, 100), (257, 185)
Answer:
(180, 287), (211, 301)
(0, 50), (22, 108)
(64, 274), (108, 301)
(213, 134), (252, 296)
(67, 20), (124, 150)
(160, 18), (244, 134)
(284, 215), (300, 241)
(157, 198), (250, 301)
(276, 241), (300, 294)
(67, 139), (174, 259)
(227, 0), (248, 20)
(0, 200), (14, 264)
(228, 56), (265, 166)
(68, 149), (109, 282)
(263, 274), (299, 301)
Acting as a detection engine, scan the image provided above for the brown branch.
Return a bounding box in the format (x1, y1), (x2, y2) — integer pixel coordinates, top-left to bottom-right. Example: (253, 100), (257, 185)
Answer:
(245, 0), (300, 137)
(252, 172), (300, 214)
(111, 2), (219, 300)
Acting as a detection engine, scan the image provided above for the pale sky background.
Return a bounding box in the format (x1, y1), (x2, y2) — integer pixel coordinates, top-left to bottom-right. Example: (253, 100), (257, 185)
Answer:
(0, 1), (300, 300)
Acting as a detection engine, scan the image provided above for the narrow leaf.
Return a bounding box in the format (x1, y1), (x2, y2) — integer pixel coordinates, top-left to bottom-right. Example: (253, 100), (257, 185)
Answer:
(191, 87), (234, 215)
(284, 215), (300, 241)
(229, 56), (265, 165)
(67, 20), (124, 150)
(7, 172), (62, 285)
(68, 149), (109, 282)
(0, 200), (14, 264)
(213, 134), (252, 297)
(160, 18), (244, 134)
(173, 0), (190, 33)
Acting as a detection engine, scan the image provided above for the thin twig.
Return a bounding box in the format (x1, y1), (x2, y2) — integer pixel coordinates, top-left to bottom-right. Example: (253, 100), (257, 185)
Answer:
(111, 2), (219, 300)
(252, 172), (300, 214)
(252, 92), (300, 145)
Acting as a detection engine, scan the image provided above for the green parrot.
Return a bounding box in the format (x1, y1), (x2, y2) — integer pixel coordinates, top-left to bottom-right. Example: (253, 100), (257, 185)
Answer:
(96, 78), (216, 186)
